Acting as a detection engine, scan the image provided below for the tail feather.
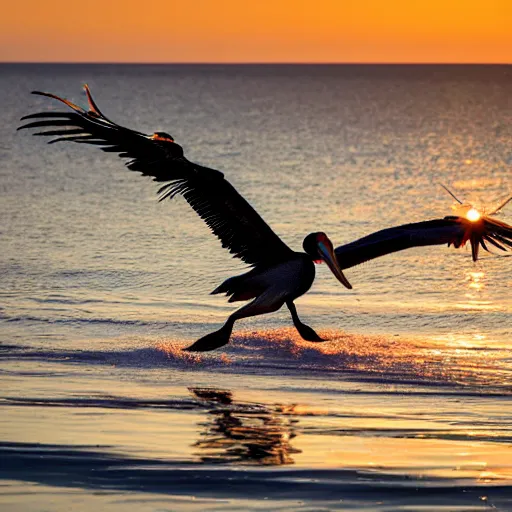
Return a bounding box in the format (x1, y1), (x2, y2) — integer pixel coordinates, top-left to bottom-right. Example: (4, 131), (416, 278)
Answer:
(211, 272), (263, 302)
(228, 290), (259, 303)
(211, 274), (245, 296)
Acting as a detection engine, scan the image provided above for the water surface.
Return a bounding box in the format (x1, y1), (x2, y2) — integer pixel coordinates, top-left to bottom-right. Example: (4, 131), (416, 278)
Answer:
(1, 64), (511, 511)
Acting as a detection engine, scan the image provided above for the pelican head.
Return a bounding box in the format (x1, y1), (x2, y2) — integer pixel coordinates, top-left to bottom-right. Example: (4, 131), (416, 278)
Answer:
(303, 232), (352, 289)
(151, 131), (175, 142)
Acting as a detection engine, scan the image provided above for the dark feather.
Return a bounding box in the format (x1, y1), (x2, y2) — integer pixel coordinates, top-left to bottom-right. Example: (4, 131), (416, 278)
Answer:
(19, 86), (293, 268)
(483, 235), (508, 252)
(34, 129), (85, 137)
(335, 216), (512, 269)
(493, 233), (512, 248)
(18, 119), (80, 130)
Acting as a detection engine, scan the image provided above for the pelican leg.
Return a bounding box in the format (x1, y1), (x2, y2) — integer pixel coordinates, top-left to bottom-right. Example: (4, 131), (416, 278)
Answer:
(286, 301), (324, 342)
(184, 294), (285, 352)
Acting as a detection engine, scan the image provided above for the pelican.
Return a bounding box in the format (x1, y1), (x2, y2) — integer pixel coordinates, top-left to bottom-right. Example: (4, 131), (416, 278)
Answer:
(19, 86), (512, 351)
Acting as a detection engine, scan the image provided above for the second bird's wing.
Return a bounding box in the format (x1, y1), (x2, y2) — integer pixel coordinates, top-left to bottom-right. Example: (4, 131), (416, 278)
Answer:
(19, 86), (294, 268)
(335, 216), (512, 270)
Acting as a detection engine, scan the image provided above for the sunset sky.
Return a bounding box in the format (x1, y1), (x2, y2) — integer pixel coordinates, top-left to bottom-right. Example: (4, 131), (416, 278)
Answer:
(1, 0), (511, 63)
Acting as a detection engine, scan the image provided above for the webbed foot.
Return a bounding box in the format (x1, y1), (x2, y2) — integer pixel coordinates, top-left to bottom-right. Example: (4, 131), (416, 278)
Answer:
(287, 300), (325, 342)
(183, 323), (233, 352)
(295, 322), (325, 342)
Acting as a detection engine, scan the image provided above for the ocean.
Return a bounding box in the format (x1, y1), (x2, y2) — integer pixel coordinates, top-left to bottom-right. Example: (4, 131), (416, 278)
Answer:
(1, 64), (511, 511)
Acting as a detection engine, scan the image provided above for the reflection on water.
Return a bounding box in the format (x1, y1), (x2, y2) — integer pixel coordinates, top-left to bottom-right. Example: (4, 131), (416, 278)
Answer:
(456, 268), (496, 311)
(467, 271), (485, 291)
(190, 388), (301, 465)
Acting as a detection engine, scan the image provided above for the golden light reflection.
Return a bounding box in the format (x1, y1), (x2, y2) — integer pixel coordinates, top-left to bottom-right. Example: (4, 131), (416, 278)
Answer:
(311, 436), (512, 482)
(467, 271), (485, 291)
(184, 386), (512, 481)
(155, 326), (511, 388)
(437, 333), (489, 350)
(455, 268), (499, 312)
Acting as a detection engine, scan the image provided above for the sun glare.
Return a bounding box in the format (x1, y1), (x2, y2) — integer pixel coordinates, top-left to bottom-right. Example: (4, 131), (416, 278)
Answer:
(466, 208), (481, 222)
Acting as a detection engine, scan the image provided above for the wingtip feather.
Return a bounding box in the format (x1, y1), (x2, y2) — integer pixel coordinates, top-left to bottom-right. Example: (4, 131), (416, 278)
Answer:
(83, 84), (103, 117)
(471, 238), (479, 262)
(30, 90), (86, 113)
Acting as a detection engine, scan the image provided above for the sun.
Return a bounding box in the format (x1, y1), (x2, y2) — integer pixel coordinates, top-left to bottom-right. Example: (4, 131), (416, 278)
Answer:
(466, 208), (481, 222)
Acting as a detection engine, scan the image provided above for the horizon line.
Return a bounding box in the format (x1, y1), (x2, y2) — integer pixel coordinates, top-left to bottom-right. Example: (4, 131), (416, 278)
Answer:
(1, 61), (511, 66)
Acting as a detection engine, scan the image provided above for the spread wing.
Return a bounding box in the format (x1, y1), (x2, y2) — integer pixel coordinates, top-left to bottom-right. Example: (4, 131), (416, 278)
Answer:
(18, 86), (294, 268)
(335, 216), (512, 270)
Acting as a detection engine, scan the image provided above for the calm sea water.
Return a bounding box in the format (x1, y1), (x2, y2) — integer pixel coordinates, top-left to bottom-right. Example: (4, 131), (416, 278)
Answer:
(1, 64), (511, 511)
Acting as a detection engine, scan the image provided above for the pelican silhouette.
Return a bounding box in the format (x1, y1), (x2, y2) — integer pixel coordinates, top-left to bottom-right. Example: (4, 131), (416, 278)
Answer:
(19, 86), (512, 351)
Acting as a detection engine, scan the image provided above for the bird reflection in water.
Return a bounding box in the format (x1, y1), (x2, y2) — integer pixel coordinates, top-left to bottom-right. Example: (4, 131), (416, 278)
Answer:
(190, 387), (301, 465)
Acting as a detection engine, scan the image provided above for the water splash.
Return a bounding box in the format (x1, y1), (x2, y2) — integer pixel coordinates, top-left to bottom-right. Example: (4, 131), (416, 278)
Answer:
(153, 328), (512, 391)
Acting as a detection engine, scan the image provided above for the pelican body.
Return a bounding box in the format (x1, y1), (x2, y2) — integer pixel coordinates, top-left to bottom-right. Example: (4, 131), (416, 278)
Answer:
(18, 86), (512, 351)
(204, 254), (318, 351)
(202, 233), (348, 352)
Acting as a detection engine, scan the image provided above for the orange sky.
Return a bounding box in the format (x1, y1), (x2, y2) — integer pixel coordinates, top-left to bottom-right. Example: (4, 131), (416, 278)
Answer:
(1, 0), (511, 63)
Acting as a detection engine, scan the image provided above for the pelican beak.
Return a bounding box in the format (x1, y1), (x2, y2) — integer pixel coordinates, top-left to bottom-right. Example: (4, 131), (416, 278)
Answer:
(317, 239), (352, 290)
